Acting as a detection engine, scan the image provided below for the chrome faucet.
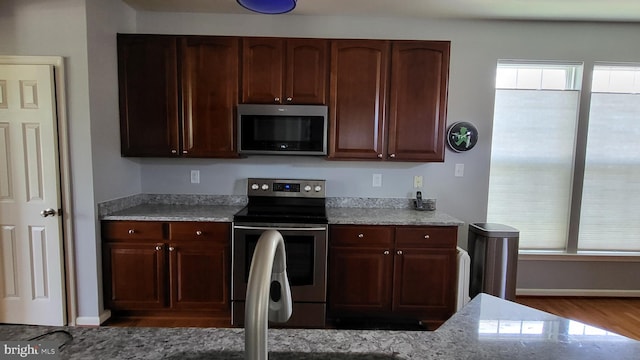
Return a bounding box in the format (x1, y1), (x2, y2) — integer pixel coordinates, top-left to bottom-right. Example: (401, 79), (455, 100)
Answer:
(245, 230), (293, 360)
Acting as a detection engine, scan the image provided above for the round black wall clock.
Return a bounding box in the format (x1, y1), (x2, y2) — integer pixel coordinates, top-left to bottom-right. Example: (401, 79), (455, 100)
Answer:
(447, 122), (478, 152)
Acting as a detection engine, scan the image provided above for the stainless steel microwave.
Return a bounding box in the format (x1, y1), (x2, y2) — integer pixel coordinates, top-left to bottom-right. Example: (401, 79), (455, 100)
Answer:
(237, 104), (328, 156)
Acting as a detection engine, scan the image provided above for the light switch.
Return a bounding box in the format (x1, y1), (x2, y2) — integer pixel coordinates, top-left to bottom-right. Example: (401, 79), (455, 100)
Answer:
(455, 164), (464, 177)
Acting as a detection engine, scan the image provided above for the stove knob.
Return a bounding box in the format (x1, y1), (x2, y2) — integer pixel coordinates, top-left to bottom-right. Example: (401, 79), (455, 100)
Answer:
(251, 183), (259, 191)
(261, 184), (269, 191)
(314, 185), (322, 192)
(304, 185), (312, 192)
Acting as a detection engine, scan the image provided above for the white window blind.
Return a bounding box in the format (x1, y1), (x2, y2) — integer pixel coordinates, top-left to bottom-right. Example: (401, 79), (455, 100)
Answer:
(578, 64), (640, 251)
(487, 62), (582, 250)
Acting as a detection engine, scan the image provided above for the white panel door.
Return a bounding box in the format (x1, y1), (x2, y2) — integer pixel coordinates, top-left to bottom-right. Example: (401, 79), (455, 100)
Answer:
(0, 64), (65, 325)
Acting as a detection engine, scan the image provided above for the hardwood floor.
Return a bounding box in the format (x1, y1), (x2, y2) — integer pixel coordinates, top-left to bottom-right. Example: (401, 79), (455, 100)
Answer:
(103, 297), (640, 342)
(515, 296), (640, 341)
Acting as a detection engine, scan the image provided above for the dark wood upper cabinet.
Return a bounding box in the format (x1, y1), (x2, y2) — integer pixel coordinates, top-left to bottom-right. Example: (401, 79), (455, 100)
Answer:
(181, 36), (239, 157)
(117, 34), (239, 158)
(328, 40), (450, 162)
(387, 41), (450, 162)
(118, 34), (179, 157)
(328, 40), (390, 159)
(242, 37), (328, 104)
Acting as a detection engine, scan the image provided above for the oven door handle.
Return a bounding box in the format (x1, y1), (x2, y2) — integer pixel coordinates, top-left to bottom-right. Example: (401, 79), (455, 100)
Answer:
(234, 225), (327, 231)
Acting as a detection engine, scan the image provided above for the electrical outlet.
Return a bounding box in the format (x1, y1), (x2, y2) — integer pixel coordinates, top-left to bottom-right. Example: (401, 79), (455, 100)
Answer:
(414, 175), (423, 188)
(190, 170), (200, 184)
(455, 164), (464, 177)
(372, 174), (382, 187)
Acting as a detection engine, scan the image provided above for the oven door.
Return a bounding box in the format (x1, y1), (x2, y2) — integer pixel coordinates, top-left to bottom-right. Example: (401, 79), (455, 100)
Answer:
(232, 223), (328, 303)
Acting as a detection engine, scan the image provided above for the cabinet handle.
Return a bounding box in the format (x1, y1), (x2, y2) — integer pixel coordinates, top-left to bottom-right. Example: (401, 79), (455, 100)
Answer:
(389, 153), (396, 158)
(196, 230), (203, 236)
(286, 97), (292, 102)
(424, 234), (430, 239)
(169, 246), (175, 252)
(274, 97), (280, 102)
(182, 150), (188, 154)
(155, 245), (162, 251)
(377, 154), (383, 158)
(171, 150), (177, 154)
(397, 250), (403, 255)
(383, 250), (390, 255)
(358, 233), (364, 238)
(128, 229), (135, 235)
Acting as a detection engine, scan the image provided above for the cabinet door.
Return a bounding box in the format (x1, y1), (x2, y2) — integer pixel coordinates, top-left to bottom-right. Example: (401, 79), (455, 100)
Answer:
(328, 246), (393, 314)
(169, 241), (230, 311)
(103, 242), (166, 310)
(241, 37), (284, 104)
(285, 39), (328, 104)
(118, 34), (179, 157)
(168, 222), (230, 311)
(329, 40), (389, 159)
(181, 37), (239, 158)
(387, 41), (450, 162)
(392, 247), (456, 319)
(328, 225), (394, 314)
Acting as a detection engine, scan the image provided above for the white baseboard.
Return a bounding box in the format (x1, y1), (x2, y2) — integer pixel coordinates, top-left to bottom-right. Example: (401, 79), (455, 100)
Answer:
(75, 310), (112, 326)
(517, 288), (640, 297)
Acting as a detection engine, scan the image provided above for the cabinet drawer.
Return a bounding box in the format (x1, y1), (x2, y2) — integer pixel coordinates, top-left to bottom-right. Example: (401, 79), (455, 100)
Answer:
(330, 225), (394, 247)
(102, 221), (164, 240)
(169, 222), (230, 243)
(395, 226), (457, 248)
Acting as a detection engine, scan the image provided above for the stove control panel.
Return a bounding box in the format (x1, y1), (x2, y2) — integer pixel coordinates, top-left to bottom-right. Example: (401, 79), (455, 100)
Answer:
(247, 178), (325, 198)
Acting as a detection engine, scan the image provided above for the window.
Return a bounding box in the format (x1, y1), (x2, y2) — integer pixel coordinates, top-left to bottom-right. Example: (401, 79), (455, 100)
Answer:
(487, 61), (582, 250)
(578, 64), (640, 251)
(488, 61), (640, 253)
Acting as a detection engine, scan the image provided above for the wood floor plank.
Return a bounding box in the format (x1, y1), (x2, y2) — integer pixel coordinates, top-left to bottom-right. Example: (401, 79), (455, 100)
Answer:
(516, 296), (640, 341)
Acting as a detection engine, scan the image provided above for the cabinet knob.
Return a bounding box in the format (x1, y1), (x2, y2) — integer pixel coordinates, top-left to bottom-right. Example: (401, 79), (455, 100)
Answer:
(169, 246), (175, 252)
(128, 229), (135, 235)
(182, 150), (188, 154)
(171, 150), (177, 154)
(274, 97), (280, 102)
(389, 153), (396, 158)
(424, 234), (430, 239)
(286, 97), (292, 102)
(397, 250), (403, 255)
(358, 233), (364, 238)
(377, 154), (383, 158)
(383, 250), (390, 255)
(155, 245), (162, 251)
(196, 230), (203, 236)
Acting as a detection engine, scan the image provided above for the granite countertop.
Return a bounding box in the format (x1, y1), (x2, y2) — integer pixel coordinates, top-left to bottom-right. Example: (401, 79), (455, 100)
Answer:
(99, 196), (463, 226)
(1, 294), (638, 359)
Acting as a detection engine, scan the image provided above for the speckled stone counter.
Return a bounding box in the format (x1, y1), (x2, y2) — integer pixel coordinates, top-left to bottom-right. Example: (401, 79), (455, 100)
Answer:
(99, 195), (463, 226)
(2, 294), (638, 359)
(327, 207), (462, 226)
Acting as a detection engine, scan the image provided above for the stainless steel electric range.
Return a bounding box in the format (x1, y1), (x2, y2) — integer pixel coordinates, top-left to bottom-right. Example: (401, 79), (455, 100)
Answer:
(231, 178), (328, 328)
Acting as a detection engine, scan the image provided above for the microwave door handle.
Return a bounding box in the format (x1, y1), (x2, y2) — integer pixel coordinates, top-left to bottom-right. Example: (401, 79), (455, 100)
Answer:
(234, 225), (327, 232)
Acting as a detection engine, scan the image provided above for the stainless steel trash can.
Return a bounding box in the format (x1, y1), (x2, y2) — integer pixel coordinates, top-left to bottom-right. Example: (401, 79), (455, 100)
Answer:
(468, 223), (519, 301)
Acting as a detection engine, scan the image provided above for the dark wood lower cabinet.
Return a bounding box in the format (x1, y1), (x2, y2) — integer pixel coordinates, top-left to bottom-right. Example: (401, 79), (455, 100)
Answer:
(102, 221), (230, 320)
(328, 224), (457, 329)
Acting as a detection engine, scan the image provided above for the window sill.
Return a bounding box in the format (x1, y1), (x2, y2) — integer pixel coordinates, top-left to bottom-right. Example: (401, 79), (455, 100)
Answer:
(519, 250), (640, 262)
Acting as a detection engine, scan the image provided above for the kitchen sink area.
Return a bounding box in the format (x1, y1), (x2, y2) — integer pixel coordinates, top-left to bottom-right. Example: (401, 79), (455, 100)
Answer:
(2, 294), (639, 359)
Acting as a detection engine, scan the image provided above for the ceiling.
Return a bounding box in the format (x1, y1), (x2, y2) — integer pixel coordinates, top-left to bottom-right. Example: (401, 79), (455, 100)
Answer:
(123, 0), (640, 23)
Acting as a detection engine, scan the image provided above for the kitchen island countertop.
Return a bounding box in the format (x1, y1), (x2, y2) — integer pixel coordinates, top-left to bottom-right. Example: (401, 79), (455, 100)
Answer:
(1, 294), (638, 359)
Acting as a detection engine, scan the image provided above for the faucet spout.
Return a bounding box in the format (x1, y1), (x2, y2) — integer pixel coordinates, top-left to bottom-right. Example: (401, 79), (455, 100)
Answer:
(245, 230), (292, 360)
